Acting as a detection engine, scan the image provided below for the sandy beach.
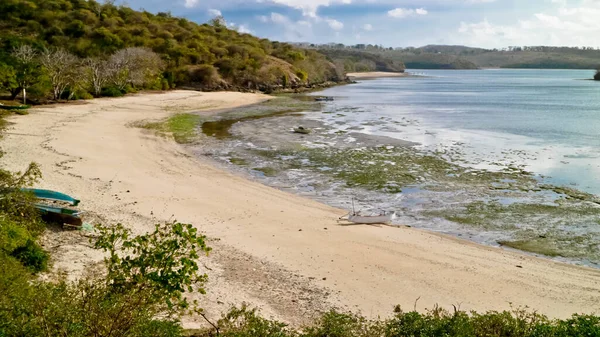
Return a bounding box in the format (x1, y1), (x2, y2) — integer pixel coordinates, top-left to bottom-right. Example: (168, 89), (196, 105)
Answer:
(346, 71), (409, 79)
(2, 90), (599, 327)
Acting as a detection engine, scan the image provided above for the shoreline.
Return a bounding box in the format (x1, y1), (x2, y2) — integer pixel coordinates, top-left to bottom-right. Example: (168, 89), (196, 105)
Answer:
(2, 90), (600, 326)
(346, 71), (410, 80)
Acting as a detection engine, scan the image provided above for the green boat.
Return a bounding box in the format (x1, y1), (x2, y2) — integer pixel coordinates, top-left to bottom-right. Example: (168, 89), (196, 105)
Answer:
(34, 204), (82, 226)
(19, 188), (83, 226)
(0, 104), (30, 110)
(34, 203), (81, 216)
(21, 188), (80, 206)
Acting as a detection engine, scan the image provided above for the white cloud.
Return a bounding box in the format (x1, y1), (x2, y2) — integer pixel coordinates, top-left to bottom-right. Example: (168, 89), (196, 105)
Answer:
(326, 18), (344, 30)
(388, 7), (428, 18)
(208, 9), (222, 17)
(238, 25), (252, 34)
(184, 0), (199, 8)
(270, 12), (290, 24)
(363, 23), (373, 31)
(455, 0), (600, 47)
(264, 0), (352, 18)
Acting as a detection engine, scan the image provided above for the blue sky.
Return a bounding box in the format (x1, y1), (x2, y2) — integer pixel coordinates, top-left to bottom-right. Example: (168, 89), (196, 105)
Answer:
(117, 0), (600, 48)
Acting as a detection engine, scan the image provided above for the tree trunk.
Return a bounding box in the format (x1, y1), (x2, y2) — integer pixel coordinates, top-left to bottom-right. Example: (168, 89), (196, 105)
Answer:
(10, 88), (20, 100)
(22, 88), (26, 105)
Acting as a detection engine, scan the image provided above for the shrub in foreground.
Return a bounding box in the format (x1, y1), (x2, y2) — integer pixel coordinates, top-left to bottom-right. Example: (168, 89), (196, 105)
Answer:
(0, 222), (211, 337)
(191, 305), (600, 337)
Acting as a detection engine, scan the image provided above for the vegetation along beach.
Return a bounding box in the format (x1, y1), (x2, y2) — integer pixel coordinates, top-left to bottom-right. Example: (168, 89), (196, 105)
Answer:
(1, 0), (600, 336)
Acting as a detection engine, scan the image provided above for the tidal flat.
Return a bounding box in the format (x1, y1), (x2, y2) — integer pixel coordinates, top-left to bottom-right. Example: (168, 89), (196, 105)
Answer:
(187, 72), (600, 267)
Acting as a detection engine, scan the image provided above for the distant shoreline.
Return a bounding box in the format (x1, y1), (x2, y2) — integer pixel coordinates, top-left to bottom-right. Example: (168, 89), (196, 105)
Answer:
(346, 71), (410, 79)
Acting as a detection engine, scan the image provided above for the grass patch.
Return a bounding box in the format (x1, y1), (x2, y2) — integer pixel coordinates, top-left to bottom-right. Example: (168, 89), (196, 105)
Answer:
(166, 114), (202, 143)
(140, 113), (202, 144)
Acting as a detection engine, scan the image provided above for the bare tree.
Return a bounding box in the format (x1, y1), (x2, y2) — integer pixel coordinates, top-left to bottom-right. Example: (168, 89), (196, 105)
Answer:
(126, 47), (163, 87)
(83, 58), (110, 97)
(12, 45), (40, 104)
(39, 48), (81, 100)
(108, 47), (163, 90)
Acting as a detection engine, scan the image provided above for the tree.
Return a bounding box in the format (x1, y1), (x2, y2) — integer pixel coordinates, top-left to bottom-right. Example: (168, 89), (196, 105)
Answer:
(0, 64), (18, 94)
(108, 47), (164, 90)
(210, 15), (227, 28)
(83, 57), (110, 97)
(39, 48), (81, 100)
(11, 46), (42, 104)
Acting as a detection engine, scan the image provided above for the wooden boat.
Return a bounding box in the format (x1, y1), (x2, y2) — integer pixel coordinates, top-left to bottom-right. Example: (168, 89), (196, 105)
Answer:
(19, 188), (83, 226)
(0, 104), (30, 110)
(347, 211), (396, 224)
(293, 126), (311, 134)
(34, 204), (83, 227)
(22, 188), (80, 206)
(314, 96), (334, 102)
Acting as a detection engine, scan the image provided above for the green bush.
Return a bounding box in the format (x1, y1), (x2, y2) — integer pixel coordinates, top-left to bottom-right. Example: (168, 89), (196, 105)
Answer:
(101, 86), (125, 97)
(196, 306), (600, 337)
(215, 305), (292, 337)
(0, 222), (211, 337)
(10, 239), (48, 273)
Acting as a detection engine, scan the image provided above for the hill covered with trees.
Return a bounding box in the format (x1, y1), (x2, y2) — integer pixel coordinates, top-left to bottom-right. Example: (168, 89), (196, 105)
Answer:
(316, 49), (405, 73)
(0, 0), (343, 102)
(421, 45), (600, 69)
(311, 43), (600, 70)
(313, 44), (478, 70)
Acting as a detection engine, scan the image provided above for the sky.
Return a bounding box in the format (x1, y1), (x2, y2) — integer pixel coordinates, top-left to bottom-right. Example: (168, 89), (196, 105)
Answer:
(117, 0), (600, 48)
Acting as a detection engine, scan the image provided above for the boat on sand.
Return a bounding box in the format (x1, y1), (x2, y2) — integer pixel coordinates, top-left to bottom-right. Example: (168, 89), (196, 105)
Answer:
(343, 211), (396, 224)
(0, 104), (30, 110)
(339, 198), (396, 224)
(21, 188), (83, 226)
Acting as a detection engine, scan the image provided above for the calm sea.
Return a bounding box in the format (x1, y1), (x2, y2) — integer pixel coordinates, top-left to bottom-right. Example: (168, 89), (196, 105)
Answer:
(314, 69), (600, 195)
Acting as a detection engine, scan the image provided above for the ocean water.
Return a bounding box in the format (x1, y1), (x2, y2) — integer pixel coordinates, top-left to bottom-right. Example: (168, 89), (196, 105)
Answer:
(312, 69), (600, 195)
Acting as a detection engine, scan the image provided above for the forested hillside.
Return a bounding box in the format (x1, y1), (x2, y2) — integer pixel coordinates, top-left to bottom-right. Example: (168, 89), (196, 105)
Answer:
(317, 49), (405, 73)
(415, 45), (600, 69)
(311, 44), (600, 70)
(0, 0), (342, 102)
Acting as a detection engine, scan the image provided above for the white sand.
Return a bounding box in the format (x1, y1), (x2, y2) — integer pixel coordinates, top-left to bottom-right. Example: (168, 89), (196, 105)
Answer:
(2, 90), (599, 327)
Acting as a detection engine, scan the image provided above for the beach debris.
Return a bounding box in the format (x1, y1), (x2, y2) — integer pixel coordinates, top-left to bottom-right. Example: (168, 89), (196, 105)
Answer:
(293, 126), (311, 134)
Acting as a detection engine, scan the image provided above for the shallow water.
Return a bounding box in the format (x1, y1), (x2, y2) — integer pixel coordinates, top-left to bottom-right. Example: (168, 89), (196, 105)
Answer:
(312, 69), (600, 194)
